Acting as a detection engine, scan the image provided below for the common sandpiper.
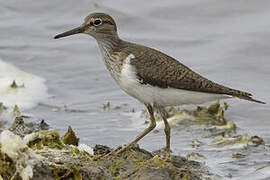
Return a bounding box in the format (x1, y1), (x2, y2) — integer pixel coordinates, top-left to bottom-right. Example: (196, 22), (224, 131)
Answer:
(54, 12), (265, 156)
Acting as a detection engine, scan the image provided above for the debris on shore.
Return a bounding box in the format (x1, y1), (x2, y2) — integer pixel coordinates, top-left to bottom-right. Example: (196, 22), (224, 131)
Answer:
(142, 102), (236, 135)
(207, 135), (264, 150)
(0, 102), (265, 180)
(141, 101), (264, 151)
(0, 116), (210, 180)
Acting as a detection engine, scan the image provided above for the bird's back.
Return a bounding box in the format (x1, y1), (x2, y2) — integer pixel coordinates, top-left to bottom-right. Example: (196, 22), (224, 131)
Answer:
(115, 41), (265, 104)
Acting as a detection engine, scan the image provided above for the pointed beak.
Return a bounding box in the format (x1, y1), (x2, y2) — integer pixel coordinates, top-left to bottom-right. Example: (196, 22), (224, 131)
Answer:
(54, 26), (84, 39)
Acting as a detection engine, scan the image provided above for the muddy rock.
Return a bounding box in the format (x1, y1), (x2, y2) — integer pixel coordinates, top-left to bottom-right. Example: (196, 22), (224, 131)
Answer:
(0, 117), (209, 180)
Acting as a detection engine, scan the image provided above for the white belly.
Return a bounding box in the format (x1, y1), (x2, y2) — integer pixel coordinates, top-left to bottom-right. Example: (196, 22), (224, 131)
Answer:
(120, 80), (229, 106)
(118, 54), (230, 106)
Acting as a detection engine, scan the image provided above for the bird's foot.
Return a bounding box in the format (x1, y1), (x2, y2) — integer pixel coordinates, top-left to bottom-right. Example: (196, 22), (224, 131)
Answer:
(152, 147), (172, 161)
(101, 143), (136, 159)
(164, 148), (171, 161)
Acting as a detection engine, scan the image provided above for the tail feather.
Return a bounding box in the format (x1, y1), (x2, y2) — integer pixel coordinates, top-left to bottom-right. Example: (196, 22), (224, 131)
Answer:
(236, 95), (266, 104)
(224, 87), (266, 104)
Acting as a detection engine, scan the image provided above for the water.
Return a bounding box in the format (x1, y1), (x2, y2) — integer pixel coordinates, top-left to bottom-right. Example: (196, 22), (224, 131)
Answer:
(0, 0), (270, 179)
(0, 59), (48, 109)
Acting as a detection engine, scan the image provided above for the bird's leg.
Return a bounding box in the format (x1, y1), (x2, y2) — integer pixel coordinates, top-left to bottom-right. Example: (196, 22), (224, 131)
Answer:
(157, 106), (171, 155)
(103, 104), (156, 157)
(115, 103), (156, 154)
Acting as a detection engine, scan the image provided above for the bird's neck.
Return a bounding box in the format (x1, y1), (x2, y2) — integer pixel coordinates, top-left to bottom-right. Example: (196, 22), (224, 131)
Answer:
(96, 35), (121, 58)
(96, 35), (123, 81)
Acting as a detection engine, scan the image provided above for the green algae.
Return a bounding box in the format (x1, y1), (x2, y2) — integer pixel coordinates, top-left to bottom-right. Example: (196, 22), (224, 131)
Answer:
(61, 126), (79, 146)
(27, 130), (64, 150)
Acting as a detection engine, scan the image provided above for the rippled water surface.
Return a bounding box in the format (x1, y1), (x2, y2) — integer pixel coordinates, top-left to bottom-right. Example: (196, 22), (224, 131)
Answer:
(1, 0), (270, 179)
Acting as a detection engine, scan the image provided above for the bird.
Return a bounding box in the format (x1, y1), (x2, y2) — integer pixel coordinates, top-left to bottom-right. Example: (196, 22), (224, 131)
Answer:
(54, 12), (265, 156)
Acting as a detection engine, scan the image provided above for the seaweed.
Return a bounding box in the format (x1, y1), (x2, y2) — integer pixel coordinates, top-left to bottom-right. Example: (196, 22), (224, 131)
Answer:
(26, 130), (64, 150)
(61, 126), (79, 146)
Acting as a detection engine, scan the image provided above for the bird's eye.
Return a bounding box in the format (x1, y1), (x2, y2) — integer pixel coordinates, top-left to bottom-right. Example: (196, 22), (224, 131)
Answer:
(93, 19), (102, 26)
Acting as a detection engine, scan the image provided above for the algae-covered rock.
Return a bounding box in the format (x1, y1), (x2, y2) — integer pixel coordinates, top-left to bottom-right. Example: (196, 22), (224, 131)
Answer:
(142, 102), (228, 126)
(96, 143), (208, 180)
(61, 126), (79, 146)
(208, 134), (264, 150)
(96, 145), (203, 180)
(25, 130), (64, 150)
(1, 101), (266, 179)
(171, 102), (228, 126)
(149, 102), (236, 136)
(0, 116), (209, 180)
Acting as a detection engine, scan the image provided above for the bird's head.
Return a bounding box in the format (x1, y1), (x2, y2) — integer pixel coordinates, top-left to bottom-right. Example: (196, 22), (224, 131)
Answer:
(54, 13), (118, 40)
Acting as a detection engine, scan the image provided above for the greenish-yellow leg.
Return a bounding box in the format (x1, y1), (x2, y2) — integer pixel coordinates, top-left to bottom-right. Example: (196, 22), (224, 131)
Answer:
(158, 106), (171, 153)
(105, 103), (156, 156)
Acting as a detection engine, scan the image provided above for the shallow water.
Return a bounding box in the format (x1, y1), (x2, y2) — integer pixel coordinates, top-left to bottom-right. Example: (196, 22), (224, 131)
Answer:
(1, 0), (270, 179)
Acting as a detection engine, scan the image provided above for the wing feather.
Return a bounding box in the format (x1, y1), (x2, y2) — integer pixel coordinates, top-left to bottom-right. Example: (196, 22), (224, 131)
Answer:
(117, 42), (265, 104)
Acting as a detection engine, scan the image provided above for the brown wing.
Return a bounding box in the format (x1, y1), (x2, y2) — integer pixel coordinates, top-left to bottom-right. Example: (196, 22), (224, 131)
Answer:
(119, 42), (265, 104)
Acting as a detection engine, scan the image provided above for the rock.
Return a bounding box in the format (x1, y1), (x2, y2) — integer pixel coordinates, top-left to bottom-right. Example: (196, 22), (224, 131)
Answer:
(9, 116), (49, 137)
(61, 126), (79, 146)
(93, 144), (112, 155)
(0, 116), (209, 180)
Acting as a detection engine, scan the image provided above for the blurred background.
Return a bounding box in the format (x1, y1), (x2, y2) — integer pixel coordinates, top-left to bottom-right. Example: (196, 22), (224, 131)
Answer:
(0, 0), (270, 179)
